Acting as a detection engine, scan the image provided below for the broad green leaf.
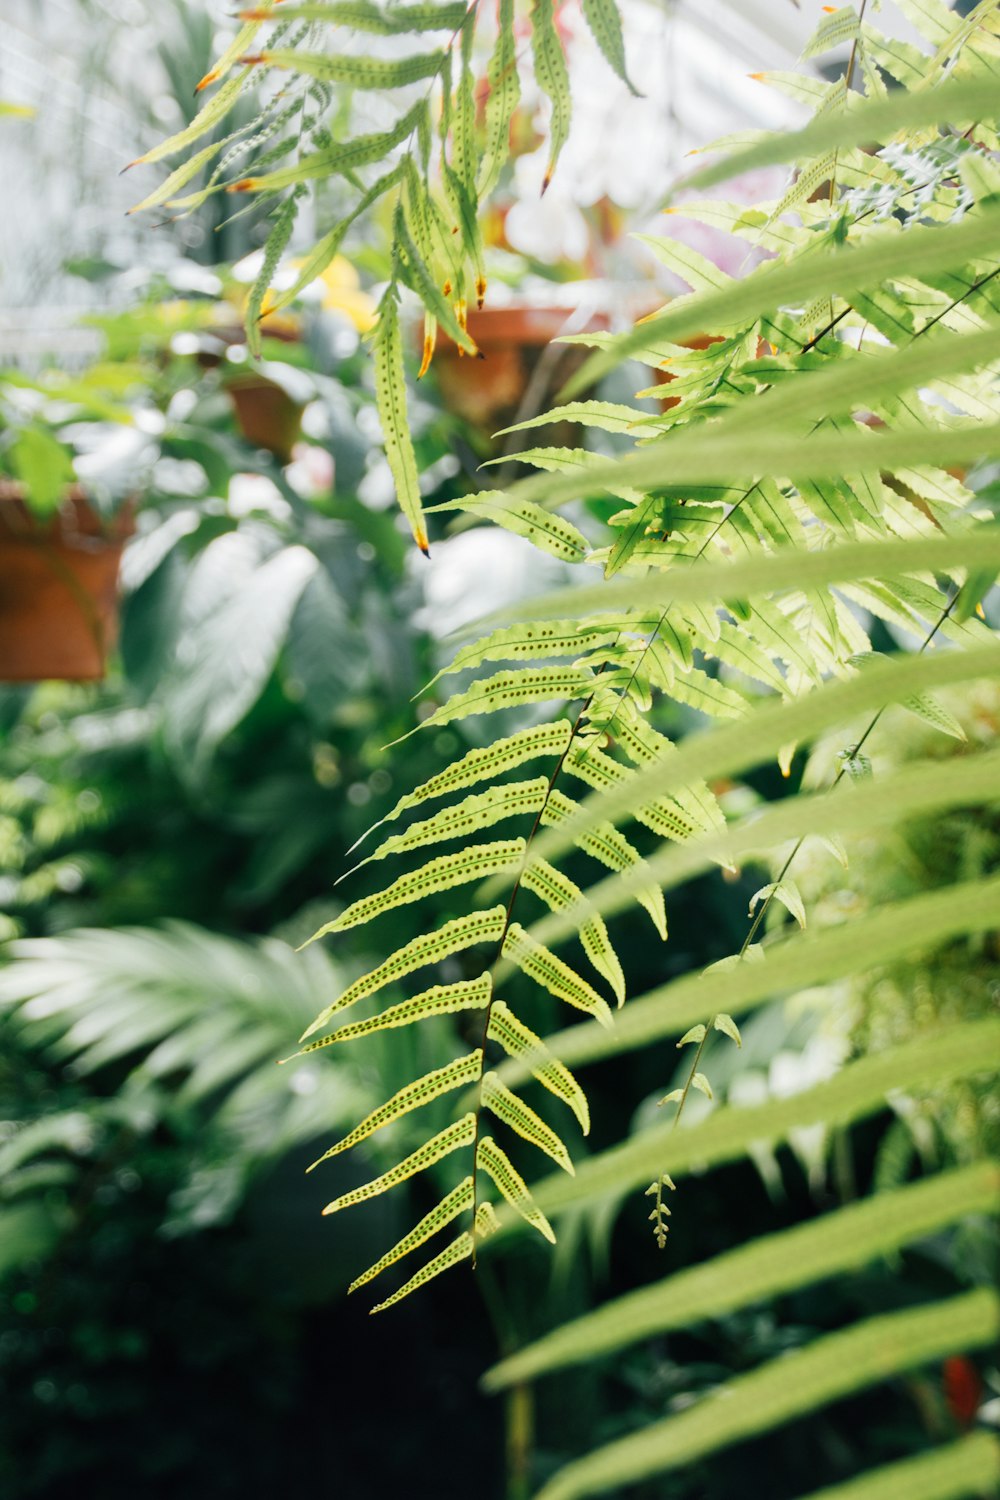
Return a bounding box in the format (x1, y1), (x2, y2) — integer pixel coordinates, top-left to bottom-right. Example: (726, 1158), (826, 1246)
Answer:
(9, 428), (75, 517)
(300, 906), (506, 1041)
(503, 922), (615, 1028)
(309, 1051), (482, 1169)
(485, 1161), (1000, 1385)
(487, 1001), (590, 1133)
(311, 840), (525, 935)
(531, 1290), (1000, 1497)
(314, 975), (492, 1045)
(323, 1113), (476, 1215)
(680, 77), (1000, 194)
(374, 287), (427, 553)
(780, 1437), (1000, 1500)
(505, 1018), (1000, 1225)
(349, 1176), (473, 1293)
(370, 1230), (473, 1313)
(477, 1136), (556, 1242)
(481, 1072), (575, 1173)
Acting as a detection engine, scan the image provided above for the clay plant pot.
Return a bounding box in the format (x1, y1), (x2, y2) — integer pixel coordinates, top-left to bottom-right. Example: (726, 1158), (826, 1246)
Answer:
(225, 372), (304, 462)
(0, 484), (134, 683)
(432, 305), (616, 446)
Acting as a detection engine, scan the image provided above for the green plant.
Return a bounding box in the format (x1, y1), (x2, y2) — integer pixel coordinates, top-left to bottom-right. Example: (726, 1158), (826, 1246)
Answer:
(128, 0), (639, 552)
(258, 3), (1000, 1492)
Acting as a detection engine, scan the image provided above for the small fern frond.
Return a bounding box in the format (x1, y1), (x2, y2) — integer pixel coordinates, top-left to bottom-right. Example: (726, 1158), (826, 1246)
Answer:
(355, 781), (548, 867)
(406, 666), (596, 735)
(361, 721), (574, 839)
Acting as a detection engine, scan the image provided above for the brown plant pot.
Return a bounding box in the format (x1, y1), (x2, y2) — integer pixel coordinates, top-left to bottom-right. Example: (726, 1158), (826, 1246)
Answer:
(432, 305), (616, 444)
(226, 373), (304, 461)
(0, 485), (133, 683)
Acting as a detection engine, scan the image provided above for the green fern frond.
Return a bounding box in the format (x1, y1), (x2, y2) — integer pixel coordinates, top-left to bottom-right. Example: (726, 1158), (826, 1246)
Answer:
(481, 1073), (575, 1174)
(312, 840), (525, 935)
(322, 1113), (477, 1215)
(309, 975), (492, 1046)
(299, 906), (506, 1041)
(308, 1051), (482, 1169)
(501, 923), (614, 1029)
(349, 1175), (474, 1293)
(519, 858), (625, 1005)
(476, 1136), (555, 1243)
(487, 1001), (590, 1133)
(356, 781), (549, 866)
(369, 1228), (474, 1314)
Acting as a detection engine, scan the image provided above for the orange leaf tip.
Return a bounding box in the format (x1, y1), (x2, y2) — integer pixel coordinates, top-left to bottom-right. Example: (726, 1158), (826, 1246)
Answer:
(749, 72), (766, 81)
(822, 4), (837, 10)
(417, 335), (434, 379)
(415, 530), (430, 557)
(976, 602), (986, 619)
(228, 178), (258, 193)
(237, 53), (267, 65)
(541, 171), (552, 196)
(195, 67), (220, 92)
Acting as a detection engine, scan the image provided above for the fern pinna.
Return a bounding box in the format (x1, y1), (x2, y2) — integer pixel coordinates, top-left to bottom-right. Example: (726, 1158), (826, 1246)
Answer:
(287, 0), (1000, 1311)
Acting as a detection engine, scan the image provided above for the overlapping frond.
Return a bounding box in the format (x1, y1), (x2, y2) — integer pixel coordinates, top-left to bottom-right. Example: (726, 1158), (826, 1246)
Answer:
(288, 4), (1000, 1372)
(129, 0), (590, 549)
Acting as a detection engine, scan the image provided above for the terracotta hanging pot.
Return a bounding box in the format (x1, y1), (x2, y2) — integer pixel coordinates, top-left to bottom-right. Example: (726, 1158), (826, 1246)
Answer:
(0, 484), (134, 683)
(225, 372), (304, 462)
(431, 304), (616, 446)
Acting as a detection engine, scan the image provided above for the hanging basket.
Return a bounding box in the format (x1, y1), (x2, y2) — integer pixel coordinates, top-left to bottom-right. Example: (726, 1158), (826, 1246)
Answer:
(0, 484), (134, 683)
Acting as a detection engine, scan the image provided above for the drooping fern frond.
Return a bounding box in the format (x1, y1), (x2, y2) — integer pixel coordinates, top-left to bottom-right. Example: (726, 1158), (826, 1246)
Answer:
(291, 8), (1000, 1359)
(128, 0), (613, 549)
